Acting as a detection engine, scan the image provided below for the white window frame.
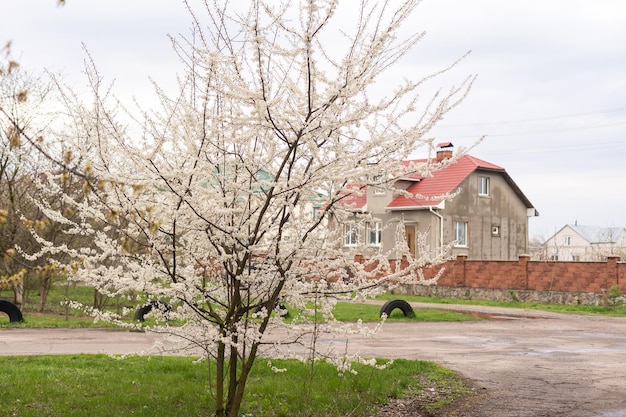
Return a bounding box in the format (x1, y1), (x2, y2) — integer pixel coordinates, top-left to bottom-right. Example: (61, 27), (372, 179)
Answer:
(454, 221), (468, 247)
(366, 222), (382, 246)
(478, 176), (490, 196)
(564, 236), (571, 246)
(344, 224), (359, 247)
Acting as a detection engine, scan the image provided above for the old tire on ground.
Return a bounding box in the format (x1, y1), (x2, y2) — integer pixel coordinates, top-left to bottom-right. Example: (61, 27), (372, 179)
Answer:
(134, 301), (171, 322)
(380, 299), (414, 318)
(255, 302), (289, 318)
(0, 299), (24, 323)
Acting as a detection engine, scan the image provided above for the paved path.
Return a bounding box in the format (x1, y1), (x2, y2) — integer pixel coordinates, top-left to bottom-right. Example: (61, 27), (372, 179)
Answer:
(0, 328), (161, 356)
(2, 304), (626, 416)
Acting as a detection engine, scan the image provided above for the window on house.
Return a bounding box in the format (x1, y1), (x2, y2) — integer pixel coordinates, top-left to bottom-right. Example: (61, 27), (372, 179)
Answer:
(312, 206), (321, 220)
(453, 221), (468, 247)
(492, 225), (500, 236)
(550, 255), (559, 261)
(478, 176), (490, 196)
(366, 222), (382, 246)
(344, 224), (359, 247)
(572, 255), (580, 261)
(564, 236), (571, 246)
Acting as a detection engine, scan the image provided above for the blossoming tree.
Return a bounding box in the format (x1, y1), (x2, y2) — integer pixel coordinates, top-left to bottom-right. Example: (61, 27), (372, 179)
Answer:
(0, 45), (71, 310)
(10, 1), (474, 415)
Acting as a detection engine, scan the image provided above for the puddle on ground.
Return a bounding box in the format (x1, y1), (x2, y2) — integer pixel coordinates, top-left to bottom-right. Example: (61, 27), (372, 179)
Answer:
(512, 343), (626, 356)
(594, 410), (626, 417)
(466, 311), (528, 321)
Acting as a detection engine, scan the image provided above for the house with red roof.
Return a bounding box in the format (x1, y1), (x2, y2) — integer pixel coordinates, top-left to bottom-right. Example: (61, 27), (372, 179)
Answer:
(338, 143), (538, 261)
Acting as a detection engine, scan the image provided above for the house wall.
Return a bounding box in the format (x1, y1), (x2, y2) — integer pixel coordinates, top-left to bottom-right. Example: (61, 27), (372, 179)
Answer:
(442, 171), (530, 260)
(545, 226), (626, 261)
(544, 225), (589, 261)
(366, 182), (439, 258)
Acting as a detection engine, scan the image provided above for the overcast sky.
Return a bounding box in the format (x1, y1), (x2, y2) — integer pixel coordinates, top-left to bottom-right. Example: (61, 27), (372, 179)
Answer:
(3, 0), (626, 240)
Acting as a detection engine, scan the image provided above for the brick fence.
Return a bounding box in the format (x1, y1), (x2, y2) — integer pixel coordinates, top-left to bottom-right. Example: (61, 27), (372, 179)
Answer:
(374, 255), (625, 304)
(418, 255), (624, 293)
(201, 255), (624, 304)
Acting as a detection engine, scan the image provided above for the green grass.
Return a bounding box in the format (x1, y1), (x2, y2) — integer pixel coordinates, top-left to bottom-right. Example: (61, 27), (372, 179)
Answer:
(331, 302), (479, 322)
(0, 312), (114, 328)
(0, 355), (208, 417)
(5, 282), (626, 328)
(2, 283), (480, 327)
(375, 293), (626, 316)
(0, 355), (471, 417)
(0, 283), (137, 328)
(20, 283), (136, 317)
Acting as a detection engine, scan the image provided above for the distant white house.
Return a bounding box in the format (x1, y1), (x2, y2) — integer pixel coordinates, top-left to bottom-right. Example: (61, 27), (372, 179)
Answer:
(543, 224), (626, 261)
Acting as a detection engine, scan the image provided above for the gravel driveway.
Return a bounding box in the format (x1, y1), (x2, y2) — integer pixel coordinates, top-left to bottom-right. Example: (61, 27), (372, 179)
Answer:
(2, 303), (626, 416)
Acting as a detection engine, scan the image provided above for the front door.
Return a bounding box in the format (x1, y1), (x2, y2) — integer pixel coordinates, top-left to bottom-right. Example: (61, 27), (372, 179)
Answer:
(404, 225), (416, 257)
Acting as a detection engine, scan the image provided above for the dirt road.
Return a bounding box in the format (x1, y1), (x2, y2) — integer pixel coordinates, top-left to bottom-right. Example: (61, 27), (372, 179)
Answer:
(2, 304), (626, 416)
(348, 306), (626, 417)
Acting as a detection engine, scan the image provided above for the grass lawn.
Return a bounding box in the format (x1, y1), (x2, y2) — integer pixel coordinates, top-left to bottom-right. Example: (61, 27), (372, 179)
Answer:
(0, 301), (477, 327)
(4, 282), (625, 327)
(375, 293), (626, 316)
(1, 282), (483, 327)
(0, 355), (472, 417)
(331, 301), (479, 322)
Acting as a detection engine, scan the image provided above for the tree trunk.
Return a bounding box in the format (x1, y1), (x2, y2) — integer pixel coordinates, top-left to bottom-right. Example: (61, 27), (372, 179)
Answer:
(215, 341), (226, 416)
(227, 343), (260, 417)
(12, 281), (24, 307)
(37, 278), (49, 313)
(226, 345), (239, 417)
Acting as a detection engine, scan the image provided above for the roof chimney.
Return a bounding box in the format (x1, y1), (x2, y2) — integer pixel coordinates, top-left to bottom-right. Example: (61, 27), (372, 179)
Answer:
(436, 142), (454, 163)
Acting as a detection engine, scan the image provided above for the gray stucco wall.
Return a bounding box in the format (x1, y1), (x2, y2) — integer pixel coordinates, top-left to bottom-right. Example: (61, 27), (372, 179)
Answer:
(442, 170), (530, 260)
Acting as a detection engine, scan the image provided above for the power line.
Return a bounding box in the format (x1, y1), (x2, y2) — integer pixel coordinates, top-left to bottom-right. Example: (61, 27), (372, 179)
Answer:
(437, 106), (626, 128)
(435, 120), (626, 139)
(471, 136), (626, 156)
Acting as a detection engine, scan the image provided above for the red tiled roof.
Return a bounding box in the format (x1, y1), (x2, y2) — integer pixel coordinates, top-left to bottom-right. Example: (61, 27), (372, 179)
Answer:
(337, 183), (367, 211)
(387, 155), (504, 209)
(334, 154), (534, 212)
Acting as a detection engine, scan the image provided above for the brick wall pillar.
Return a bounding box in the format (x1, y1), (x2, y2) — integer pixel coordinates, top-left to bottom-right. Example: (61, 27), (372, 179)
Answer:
(518, 255), (530, 290)
(454, 255), (467, 286)
(607, 256), (620, 288)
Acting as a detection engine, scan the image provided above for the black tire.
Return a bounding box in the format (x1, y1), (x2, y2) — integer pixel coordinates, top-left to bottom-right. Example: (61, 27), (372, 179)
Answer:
(254, 302), (290, 318)
(0, 299), (24, 323)
(275, 302), (289, 318)
(380, 299), (414, 318)
(134, 301), (171, 322)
